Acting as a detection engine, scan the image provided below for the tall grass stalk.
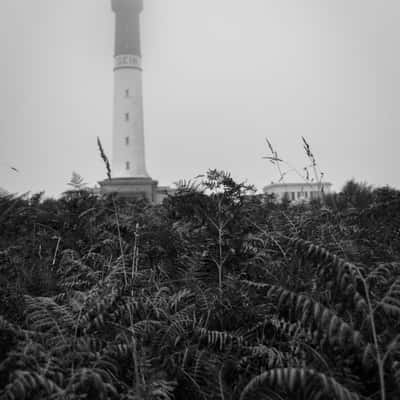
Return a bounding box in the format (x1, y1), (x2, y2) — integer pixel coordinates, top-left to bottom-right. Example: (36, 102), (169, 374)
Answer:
(97, 136), (127, 286)
(131, 223), (140, 280)
(52, 237), (61, 266)
(112, 196), (127, 286)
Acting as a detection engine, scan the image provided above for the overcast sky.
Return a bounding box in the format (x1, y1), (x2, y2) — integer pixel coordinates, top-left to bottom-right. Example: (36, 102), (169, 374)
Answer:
(1, 0), (399, 196)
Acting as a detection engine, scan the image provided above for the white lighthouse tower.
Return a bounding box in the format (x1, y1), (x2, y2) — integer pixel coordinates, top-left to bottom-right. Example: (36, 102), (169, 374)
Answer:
(100, 0), (159, 201)
(111, 0), (148, 178)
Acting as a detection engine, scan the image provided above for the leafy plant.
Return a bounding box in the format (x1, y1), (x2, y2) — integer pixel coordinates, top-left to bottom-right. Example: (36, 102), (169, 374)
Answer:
(0, 171), (399, 399)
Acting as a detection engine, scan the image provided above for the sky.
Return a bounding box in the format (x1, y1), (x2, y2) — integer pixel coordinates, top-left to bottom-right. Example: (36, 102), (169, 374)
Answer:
(1, 0), (399, 196)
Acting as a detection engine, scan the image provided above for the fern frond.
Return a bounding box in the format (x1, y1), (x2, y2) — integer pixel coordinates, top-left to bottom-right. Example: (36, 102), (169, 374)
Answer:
(73, 337), (104, 354)
(168, 288), (194, 312)
(243, 317), (304, 345)
(379, 278), (400, 318)
(240, 279), (270, 290)
(175, 348), (221, 399)
(24, 295), (74, 347)
(267, 286), (364, 350)
(161, 305), (195, 348)
(198, 328), (244, 351)
(239, 346), (292, 373)
(79, 289), (119, 333)
(130, 319), (163, 338)
(68, 367), (118, 398)
(239, 368), (360, 400)
(367, 262), (400, 285)
(288, 238), (368, 313)
(4, 370), (63, 399)
(145, 379), (177, 400)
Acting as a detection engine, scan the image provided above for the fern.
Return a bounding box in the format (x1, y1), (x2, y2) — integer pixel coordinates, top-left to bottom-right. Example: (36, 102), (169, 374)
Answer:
(242, 317), (304, 345)
(168, 288), (194, 313)
(198, 328), (244, 351)
(24, 296), (75, 348)
(238, 346), (294, 375)
(239, 368), (360, 400)
(368, 262), (400, 286)
(3, 370), (63, 399)
(167, 347), (221, 400)
(68, 367), (117, 399)
(266, 285), (364, 350)
(288, 238), (368, 314)
(1, 172), (399, 399)
(379, 278), (400, 318)
(160, 305), (196, 348)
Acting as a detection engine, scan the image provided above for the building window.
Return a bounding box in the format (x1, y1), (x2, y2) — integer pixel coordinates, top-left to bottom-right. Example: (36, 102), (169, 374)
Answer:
(291, 192), (295, 201)
(297, 192), (302, 199)
(305, 191), (308, 198)
(125, 112), (129, 121)
(126, 161), (130, 170)
(125, 89), (130, 97)
(125, 136), (129, 145)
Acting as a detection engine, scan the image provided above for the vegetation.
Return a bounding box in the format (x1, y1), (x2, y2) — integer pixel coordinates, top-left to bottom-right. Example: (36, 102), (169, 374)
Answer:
(0, 170), (400, 399)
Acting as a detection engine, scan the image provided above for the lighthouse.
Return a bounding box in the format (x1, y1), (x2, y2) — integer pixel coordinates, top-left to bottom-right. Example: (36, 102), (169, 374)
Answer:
(111, 0), (148, 178)
(100, 0), (160, 201)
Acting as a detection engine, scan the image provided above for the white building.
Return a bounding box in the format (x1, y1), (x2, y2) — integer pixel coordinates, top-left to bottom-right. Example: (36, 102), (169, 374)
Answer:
(263, 182), (332, 202)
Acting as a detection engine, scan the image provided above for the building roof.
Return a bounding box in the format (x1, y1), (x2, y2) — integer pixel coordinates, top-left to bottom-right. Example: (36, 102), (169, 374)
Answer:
(264, 182), (332, 190)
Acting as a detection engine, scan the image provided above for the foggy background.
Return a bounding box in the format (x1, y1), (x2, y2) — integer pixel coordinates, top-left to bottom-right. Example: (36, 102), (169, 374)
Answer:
(0, 0), (399, 196)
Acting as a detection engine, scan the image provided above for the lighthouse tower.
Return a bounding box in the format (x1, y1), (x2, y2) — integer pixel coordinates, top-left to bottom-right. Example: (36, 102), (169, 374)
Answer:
(111, 0), (148, 178)
(100, 0), (158, 200)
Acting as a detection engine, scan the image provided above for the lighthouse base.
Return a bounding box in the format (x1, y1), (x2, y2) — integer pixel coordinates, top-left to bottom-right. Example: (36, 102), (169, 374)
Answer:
(98, 177), (176, 204)
(99, 177), (159, 202)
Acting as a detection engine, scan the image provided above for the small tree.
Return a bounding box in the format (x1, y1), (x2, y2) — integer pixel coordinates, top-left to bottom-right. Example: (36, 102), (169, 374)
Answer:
(168, 170), (256, 289)
(67, 171), (87, 191)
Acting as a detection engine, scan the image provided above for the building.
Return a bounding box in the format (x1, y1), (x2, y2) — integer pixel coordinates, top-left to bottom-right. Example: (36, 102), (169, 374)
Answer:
(263, 182), (332, 202)
(99, 0), (172, 203)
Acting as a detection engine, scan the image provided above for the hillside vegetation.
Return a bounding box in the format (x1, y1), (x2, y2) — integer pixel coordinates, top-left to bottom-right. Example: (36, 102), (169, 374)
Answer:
(1, 170), (400, 399)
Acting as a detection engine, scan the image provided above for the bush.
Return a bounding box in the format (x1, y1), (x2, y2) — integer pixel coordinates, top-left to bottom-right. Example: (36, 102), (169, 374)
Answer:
(0, 171), (399, 399)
